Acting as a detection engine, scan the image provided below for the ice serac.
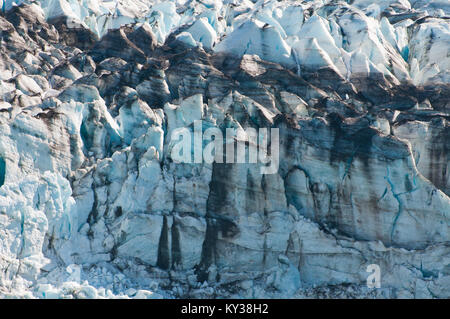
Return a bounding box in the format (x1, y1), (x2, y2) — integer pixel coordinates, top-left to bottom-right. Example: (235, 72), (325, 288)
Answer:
(0, 0), (449, 299)
(214, 19), (296, 69)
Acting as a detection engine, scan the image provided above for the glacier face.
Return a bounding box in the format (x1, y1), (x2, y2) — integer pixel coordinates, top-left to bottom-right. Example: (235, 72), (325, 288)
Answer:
(0, 0), (449, 298)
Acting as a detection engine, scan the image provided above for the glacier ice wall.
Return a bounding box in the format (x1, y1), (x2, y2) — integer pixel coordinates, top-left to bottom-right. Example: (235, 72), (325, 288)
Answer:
(0, 0), (449, 298)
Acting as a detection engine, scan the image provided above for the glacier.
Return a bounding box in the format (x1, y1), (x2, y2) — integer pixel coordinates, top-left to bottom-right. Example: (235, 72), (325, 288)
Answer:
(0, 0), (449, 298)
